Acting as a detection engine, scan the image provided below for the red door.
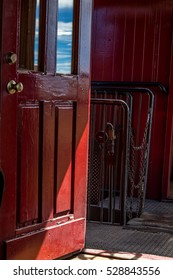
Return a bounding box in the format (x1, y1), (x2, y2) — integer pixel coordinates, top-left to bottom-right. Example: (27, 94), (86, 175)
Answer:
(0, 0), (92, 260)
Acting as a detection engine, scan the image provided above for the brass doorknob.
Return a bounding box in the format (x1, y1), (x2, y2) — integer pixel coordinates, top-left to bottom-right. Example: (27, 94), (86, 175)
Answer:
(7, 80), (24, 94)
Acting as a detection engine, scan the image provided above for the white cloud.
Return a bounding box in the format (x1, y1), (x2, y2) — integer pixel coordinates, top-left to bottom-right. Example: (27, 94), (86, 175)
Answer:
(35, 31), (39, 37)
(57, 62), (71, 68)
(58, 0), (73, 9)
(57, 54), (71, 59)
(58, 21), (73, 36)
(57, 65), (71, 74)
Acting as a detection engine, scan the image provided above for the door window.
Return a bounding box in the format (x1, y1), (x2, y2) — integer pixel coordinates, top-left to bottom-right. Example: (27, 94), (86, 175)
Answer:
(19, 0), (76, 74)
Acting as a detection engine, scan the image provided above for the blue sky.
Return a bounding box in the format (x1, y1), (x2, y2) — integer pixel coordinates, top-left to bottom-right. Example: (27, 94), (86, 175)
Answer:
(34, 0), (73, 74)
(57, 0), (73, 73)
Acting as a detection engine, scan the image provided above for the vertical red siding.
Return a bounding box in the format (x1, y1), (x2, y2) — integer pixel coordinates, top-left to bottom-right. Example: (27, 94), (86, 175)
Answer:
(92, 0), (173, 199)
(92, 0), (173, 83)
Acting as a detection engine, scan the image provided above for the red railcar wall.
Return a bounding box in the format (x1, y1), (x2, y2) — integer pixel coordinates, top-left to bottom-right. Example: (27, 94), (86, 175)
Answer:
(91, 0), (173, 199)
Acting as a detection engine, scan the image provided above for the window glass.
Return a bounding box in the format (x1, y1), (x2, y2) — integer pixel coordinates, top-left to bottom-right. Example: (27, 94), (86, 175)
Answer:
(34, 0), (40, 69)
(56, 0), (74, 74)
(19, 0), (75, 73)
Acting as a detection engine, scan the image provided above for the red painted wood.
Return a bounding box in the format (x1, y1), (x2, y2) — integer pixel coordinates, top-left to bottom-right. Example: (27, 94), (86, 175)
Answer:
(162, 36), (173, 198)
(19, 73), (78, 100)
(18, 104), (40, 225)
(55, 104), (73, 215)
(147, 90), (168, 199)
(0, 0), (92, 259)
(45, 0), (58, 73)
(5, 219), (85, 260)
(73, 0), (93, 219)
(74, 105), (90, 218)
(41, 101), (55, 221)
(0, 0), (19, 259)
(91, 0), (173, 199)
(92, 0), (172, 84)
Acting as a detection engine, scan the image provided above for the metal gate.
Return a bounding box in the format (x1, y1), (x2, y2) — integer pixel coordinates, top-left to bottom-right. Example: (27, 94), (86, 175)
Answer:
(87, 82), (157, 225)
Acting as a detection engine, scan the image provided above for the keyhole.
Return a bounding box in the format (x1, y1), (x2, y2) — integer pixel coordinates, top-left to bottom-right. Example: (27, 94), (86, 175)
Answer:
(0, 170), (5, 207)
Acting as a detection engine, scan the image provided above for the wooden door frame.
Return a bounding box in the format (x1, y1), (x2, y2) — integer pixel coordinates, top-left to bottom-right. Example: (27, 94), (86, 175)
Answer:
(0, 0), (19, 259)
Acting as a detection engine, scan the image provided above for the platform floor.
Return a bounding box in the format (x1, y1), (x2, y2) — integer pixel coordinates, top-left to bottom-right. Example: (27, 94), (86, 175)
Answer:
(85, 199), (173, 259)
(69, 249), (173, 260)
(85, 222), (173, 258)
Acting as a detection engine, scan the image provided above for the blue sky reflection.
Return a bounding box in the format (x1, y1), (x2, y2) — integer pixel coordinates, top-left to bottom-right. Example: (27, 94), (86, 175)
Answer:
(34, 0), (40, 67)
(57, 0), (73, 74)
(34, 0), (73, 74)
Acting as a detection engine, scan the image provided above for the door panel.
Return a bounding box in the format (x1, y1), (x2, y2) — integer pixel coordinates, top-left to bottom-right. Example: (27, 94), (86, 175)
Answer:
(0, 0), (92, 259)
(6, 219), (85, 260)
(55, 104), (74, 215)
(18, 103), (40, 225)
